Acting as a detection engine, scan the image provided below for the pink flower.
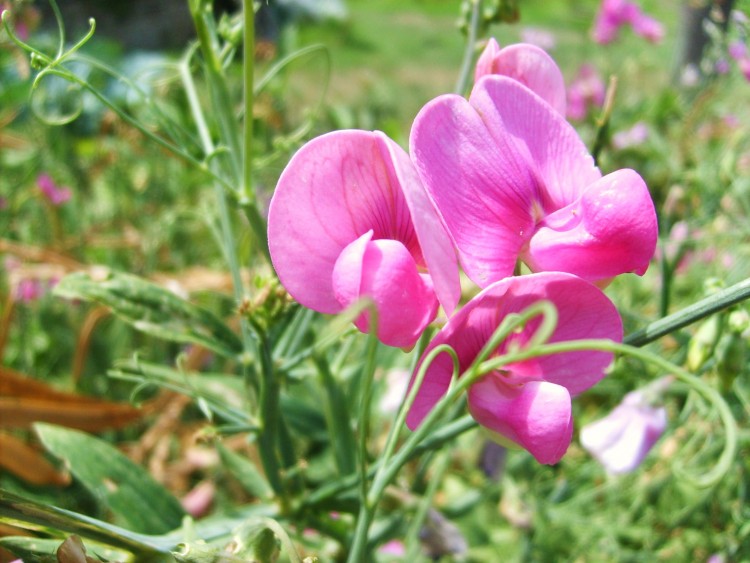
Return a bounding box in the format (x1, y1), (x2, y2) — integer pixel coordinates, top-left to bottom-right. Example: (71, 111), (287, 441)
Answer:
(738, 57), (750, 82)
(593, 0), (664, 44)
(612, 121), (649, 150)
(728, 40), (747, 62)
(37, 174), (72, 205)
(406, 273), (623, 465)
(16, 278), (43, 302)
(519, 27), (556, 51)
(474, 39), (566, 115)
(378, 539), (406, 557)
(580, 377), (670, 474)
(410, 75), (657, 288)
(566, 63), (606, 120)
(267, 130), (460, 348)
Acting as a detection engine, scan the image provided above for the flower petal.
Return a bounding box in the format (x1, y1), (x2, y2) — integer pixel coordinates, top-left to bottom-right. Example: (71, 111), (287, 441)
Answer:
(475, 42), (567, 115)
(410, 93), (538, 286)
(406, 272), (622, 429)
(468, 377), (573, 465)
(469, 75), (601, 210)
(333, 234), (439, 348)
(380, 132), (461, 314)
(524, 168), (658, 282)
(268, 130), (422, 313)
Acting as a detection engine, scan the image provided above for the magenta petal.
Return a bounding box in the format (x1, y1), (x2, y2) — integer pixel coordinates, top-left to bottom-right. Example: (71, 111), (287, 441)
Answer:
(380, 132), (460, 314)
(268, 130), (421, 314)
(410, 93), (538, 286)
(470, 76), (601, 210)
(525, 168), (658, 282)
(406, 272), (622, 430)
(468, 377), (573, 464)
(483, 43), (567, 115)
(333, 234), (439, 348)
(474, 37), (502, 83)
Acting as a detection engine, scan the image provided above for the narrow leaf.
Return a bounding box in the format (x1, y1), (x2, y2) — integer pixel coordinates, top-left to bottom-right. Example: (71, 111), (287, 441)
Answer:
(53, 270), (242, 358)
(35, 423), (186, 534)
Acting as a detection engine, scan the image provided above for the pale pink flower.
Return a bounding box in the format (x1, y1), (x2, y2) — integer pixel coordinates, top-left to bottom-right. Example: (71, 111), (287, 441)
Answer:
(410, 75), (657, 288)
(474, 39), (566, 114)
(519, 27), (556, 51)
(180, 480), (215, 518)
(267, 130), (460, 348)
(378, 539), (406, 557)
(566, 63), (606, 120)
(738, 57), (750, 81)
(580, 377), (670, 474)
(612, 121), (649, 150)
(37, 174), (72, 205)
(406, 273), (623, 465)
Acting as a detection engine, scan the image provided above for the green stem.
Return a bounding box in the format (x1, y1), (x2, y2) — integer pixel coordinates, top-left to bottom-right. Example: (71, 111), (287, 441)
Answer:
(347, 327), (380, 562)
(454, 0), (482, 95)
(625, 277), (750, 347)
(242, 0), (255, 205)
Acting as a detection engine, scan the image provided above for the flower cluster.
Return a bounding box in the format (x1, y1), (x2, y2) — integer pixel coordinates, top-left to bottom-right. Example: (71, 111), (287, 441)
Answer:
(268, 42), (658, 464)
(592, 0), (664, 45)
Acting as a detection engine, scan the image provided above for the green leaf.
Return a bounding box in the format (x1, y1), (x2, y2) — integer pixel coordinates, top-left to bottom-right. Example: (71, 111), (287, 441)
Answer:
(0, 489), (174, 557)
(35, 423), (186, 534)
(53, 270), (243, 358)
(215, 442), (273, 500)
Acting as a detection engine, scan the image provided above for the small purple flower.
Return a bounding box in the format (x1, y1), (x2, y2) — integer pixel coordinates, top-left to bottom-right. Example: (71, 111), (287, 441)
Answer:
(715, 58), (731, 75)
(580, 377), (671, 475)
(37, 174), (72, 206)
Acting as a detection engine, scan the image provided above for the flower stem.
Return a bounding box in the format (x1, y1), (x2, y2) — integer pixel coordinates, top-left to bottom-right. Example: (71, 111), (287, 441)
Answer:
(454, 0), (483, 95)
(625, 277), (750, 347)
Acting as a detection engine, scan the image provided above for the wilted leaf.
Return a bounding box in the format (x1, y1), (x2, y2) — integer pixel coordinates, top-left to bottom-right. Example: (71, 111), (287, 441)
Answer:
(35, 424), (186, 534)
(0, 431), (70, 486)
(0, 367), (143, 431)
(57, 535), (101, 563)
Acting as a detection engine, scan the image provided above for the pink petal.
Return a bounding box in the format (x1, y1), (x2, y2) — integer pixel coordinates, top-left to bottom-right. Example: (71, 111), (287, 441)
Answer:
(406, 272), (622, 430)
(469, 76), (601, 210)
(580, 399), (667, 474)
(632, 13), (664, 43)
(333, 233), (439, 348)
(410, 92), (539, 286)
(268, 130), (422, 314)
(468, 377), (573, 464)
(476, 43), (567, 115)
(381, 133), (460, 314)
(524, 168), (657, 282)
(474, 37), (502, 83)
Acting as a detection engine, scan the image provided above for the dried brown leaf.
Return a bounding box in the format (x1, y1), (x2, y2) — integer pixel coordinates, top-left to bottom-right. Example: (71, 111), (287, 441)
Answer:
(0, 431), (70, 486)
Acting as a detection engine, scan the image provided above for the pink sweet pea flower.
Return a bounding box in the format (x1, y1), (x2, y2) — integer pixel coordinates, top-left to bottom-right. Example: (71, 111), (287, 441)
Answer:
(580, 377), (670, 474)
(474, 39), (566, 114)
(728, 40), (747, 61)
(406, 272), (623, 465)
(37, 174), (72, 205)
(410, 75), (658, 288)
(268, 130), (460, 348)
(566, 63), (606, 120)
(593, 0), (664, 44)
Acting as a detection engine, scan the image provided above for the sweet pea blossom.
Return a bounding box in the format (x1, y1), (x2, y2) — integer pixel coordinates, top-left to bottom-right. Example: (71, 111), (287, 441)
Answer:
(410, 75), (658, 288)
(474, 39), (566, 114)
(592, 0), (664, 45)
(37, 174), (72, 206)
(268, 130), (459, 348)
(566, 63), (606, 121)
(580, 377), (671, 474)
(406, 272), (623, 465)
